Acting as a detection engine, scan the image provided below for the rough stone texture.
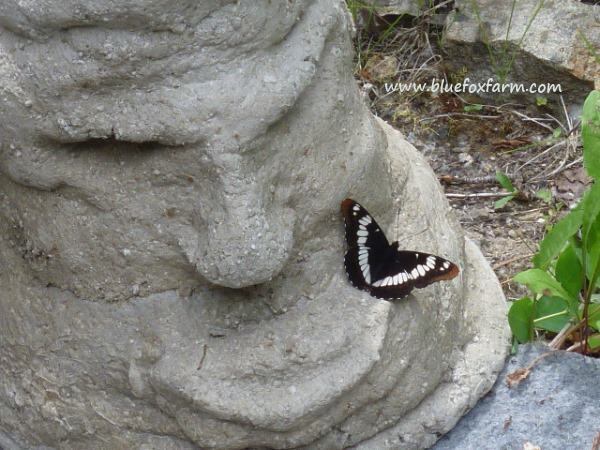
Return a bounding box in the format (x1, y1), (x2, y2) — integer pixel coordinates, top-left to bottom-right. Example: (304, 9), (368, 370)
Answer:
(361, 0), (449, 25)
(433, 343), (600, 450)
(0, 1), (509, 449)
(444, 0), (599, 105)
(367, 0), (421, 16)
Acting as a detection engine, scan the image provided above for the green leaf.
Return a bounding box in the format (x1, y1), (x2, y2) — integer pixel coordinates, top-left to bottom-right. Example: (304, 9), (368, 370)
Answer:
(587, 304), (600, 324)
(587, 334), (600, 350)
(582, 90), (600, 180)
(464, 103), (484, 112)
(552, 127), (562, 139)
(582, 182), (600, 245)
(585, 212), (600, 286)
(555, 243), (583, 299)
(535, 188), (552, 204)
(533, 296), (569, 333)
(495, 171), (515, 192)
(514, 269), (576, 305)
(580, 185), (600, 286)
(494, 194), (515, 210)
(532, 208), (583, 269)
(536, 96), (548, 107)
(508, 297), (534, 343)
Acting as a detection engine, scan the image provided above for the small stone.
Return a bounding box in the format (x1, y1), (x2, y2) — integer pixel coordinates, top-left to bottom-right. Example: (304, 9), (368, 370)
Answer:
(458, 152), (474, 166)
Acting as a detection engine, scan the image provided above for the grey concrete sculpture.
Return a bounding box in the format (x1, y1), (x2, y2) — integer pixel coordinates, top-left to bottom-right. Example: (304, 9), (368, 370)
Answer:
(0, 1), (509, 449)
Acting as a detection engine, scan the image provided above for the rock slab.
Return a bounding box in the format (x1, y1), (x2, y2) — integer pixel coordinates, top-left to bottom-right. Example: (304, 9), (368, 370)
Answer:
(433, 343), (600, 450)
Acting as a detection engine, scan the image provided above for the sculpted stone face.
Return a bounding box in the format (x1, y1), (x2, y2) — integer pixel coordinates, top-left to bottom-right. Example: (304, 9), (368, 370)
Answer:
(1, 0), (351, 295)
(0, 2), (509, 449)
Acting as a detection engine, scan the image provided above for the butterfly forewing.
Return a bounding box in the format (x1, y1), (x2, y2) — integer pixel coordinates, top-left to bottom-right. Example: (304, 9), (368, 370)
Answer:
(341, 199), (389, 289)
(341, 198), (459, 300)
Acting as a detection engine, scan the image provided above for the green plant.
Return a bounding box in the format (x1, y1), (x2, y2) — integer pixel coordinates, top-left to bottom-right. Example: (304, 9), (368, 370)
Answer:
(508, 90), (600, 354)
(467, 0), (546, 83)
(494, 171), (518, 209)
(463, 103), (483, 112)
(535, 188), (552, 204)
(578, 30), (600, 65)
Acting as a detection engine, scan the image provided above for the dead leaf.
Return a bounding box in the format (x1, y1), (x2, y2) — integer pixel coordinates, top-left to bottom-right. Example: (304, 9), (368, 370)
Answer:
(506, 367), (531, 388)
(506, 351), (555, 388)
(492, 138), (532, 150)
(503, 416), (512, 431)
(363, 55), (398, 83)
(591, 431), (600, 450)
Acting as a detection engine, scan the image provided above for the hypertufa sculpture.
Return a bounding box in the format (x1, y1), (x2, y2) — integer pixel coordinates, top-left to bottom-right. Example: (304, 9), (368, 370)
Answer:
(0, 1), (509, 449)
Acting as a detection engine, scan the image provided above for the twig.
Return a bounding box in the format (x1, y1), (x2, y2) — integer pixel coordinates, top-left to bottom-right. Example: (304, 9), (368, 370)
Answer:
(422, 0), (455, 14)
(492, 253), (534, 270)
(560, 95), (573, 133)
(591, 431), (600, 450)
(439, 174), (498, 185)
(529, 145), (572, 182)
(446, 191), (513, 199)
(512, 140), (564, 175)
(533, 156), (583, 181)
(509, 109), (555, 132)
(565, 341), (582, 352)
(549, 318), (589, 350)
(197, 344), (208, 370)
(420, 112), (501, 122)
(505, 351), (555, 388)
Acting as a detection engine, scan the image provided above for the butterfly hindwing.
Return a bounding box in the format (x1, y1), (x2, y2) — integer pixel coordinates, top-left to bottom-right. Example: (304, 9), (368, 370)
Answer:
(341, 198), (459, 301)
(368, 248), (459, 299)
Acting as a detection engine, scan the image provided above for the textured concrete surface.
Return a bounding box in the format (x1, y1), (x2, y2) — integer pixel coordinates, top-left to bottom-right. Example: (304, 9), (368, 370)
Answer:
(433, 343), (600, 450)
(0, 1), (509, 448)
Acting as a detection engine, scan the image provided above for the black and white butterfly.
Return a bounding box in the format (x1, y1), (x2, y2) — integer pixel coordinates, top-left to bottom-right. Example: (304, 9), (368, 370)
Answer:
(341, 198), (459, 300)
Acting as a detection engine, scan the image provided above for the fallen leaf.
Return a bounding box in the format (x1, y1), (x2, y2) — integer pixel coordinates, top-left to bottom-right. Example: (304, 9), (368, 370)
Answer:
(506, 367), (531, 388)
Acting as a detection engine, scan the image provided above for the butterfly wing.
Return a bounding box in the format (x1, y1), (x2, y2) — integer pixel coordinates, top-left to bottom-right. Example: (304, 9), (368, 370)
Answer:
(341, 198), (459, 301)
(368, 248), (459, 300)
(341, 199), (390, 290)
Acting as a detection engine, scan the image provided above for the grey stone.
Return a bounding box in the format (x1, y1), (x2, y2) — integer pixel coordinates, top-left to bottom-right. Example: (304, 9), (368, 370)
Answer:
(444, 0), (600, 105)
(363, 0), (450, 25)
(433, 343), (600, 450)
(0, 1), (509, 449)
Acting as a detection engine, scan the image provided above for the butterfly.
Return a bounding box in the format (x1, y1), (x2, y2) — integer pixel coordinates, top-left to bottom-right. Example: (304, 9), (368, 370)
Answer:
(341, 198), (459, 300)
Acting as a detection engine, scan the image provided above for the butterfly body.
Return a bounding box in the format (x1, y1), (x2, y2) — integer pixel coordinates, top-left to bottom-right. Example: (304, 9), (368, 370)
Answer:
(341, 198), (459, 300)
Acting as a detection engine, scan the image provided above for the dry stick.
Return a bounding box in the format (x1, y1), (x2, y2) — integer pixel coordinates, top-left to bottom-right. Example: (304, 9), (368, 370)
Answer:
(513, 140), (565, 174)
(530, 153), (573, 182)
(492, 253), (535, 270)
(505, 351), (556, 388)
(591, 431), (600, 450)
(549, 318), (588, 350)
(445, 191), (513, 199)
(422, 0), (455, 13)
(509, 109), (555, 132)
(420, 112), (501, 122)
(197, 344), (208, 370)
(560, 95), (573, 132)
(530, 148), (572, 182)
(544, 156), (583, 179)
(439, 174), (498, 185)
(565, 341), (582, 352)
